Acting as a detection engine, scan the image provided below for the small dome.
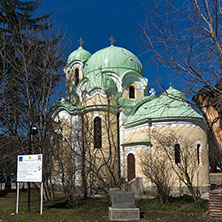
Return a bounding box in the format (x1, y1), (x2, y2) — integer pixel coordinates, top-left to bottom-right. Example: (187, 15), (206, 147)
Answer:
(160, 86), (186, 101)
(125, 86), (202, 124)
(85, 71), (117, 92)
(67, 46), (91, 64)
(83, 46), (143, 78)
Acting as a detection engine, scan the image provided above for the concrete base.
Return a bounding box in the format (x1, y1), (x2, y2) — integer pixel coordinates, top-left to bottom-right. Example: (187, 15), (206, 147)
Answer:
(109, 207), (140, 221)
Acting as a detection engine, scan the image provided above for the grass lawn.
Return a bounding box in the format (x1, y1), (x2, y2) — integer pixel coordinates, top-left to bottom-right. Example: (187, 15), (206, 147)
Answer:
(0, 190), (214, 222)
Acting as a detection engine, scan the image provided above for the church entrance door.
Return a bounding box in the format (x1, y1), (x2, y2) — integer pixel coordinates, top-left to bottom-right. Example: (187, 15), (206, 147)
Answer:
(127, 153), (135, 181)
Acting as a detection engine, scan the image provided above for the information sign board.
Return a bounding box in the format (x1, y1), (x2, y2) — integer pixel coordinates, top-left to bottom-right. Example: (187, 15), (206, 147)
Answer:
(17, 154), (43, 182)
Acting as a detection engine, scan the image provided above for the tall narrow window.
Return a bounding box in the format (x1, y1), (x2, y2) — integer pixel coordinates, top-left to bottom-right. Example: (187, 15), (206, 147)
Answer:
(197, 144), (201, 165)
(127, 153), (135, 181)
(129, 86), (135, 99)
(94, 117), (102, 148)
(75, 68), (79, 85)
(174, 143), (181, 164)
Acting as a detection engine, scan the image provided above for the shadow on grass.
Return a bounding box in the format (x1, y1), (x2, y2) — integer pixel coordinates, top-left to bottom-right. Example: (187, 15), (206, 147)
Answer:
(47, 197), (110, 210)
(140, 211), (145, 219)
(47, 201), (67, 209)
(0, 189), (17, 197)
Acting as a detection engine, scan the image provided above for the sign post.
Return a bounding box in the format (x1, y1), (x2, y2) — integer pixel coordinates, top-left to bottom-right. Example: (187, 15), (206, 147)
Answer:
(16, 154), (43, 214)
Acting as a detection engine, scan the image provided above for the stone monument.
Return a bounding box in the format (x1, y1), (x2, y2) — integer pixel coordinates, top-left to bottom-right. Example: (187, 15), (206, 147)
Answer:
(109, 188), (140, 221)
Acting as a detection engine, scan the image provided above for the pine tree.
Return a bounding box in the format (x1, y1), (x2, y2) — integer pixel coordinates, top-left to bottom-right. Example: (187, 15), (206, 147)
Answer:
(0, 0), (50, 33)
(0, 0), (64, 187)
(0, 0), (59, 136)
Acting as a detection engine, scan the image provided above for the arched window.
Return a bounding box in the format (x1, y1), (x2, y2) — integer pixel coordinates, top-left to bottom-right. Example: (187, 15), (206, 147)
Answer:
(94, 117), (102, 148)
(129, 86), (135, 99)
(127, 153), (135, 181)
(174, 143), (181, 164)
(75, 68), (79, 85)
(196, 144), (201, 165)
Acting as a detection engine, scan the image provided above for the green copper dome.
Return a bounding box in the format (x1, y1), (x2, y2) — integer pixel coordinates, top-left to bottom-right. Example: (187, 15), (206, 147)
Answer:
(125, 86), (202, 125)
(85, 71), (118, 92)
(83, 46), (143, 78)
(67, 46), (91, 64)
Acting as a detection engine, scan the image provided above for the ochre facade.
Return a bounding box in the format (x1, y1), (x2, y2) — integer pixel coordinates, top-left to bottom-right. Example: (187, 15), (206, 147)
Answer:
(52, 41), (210, 195)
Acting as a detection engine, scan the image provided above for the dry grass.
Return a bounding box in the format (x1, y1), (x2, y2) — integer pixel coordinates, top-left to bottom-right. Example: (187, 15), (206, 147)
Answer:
(0, 190), (214, 222)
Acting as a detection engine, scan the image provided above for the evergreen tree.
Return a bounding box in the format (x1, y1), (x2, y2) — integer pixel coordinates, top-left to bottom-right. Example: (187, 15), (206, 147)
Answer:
(0, 0), (49, 33)
(0, 0), (59, 137)
(0, 0), (64, 191)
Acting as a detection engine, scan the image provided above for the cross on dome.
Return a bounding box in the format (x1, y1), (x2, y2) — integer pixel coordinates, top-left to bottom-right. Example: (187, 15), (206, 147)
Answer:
(109, 35), (116, 46)
(149, 88), (156, 96)
(78, 37), (85, 47)
(99, 66), (103, 72)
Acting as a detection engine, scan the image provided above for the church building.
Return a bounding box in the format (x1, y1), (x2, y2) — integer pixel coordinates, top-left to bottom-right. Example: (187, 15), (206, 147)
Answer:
(51, 37), (210, 195)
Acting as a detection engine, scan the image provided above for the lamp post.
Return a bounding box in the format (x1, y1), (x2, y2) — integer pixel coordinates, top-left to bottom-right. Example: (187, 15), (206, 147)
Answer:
(28, 125), (38, 213)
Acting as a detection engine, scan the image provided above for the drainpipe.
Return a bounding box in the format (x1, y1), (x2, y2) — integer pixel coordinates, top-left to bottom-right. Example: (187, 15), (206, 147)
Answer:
(117, 113), (121, 179)
(148, 118), (152, 187)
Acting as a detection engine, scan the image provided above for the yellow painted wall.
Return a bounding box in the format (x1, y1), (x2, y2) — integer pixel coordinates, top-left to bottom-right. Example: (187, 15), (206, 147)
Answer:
(124, 125), (209, 189)
(82, 94), (118, 107)
(66, 67), (83, 92)
(83, 109), (119, 179)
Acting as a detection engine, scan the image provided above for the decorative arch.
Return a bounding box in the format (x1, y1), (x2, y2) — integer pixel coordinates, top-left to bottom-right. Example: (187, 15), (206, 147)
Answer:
(65, 62), (83, 92)
(105, 72), (122, 91)
(64, 61), (83, 72)
(122, 72), (148, 96)
(171, 141), (184, 149)
(92, 114), (104, 122)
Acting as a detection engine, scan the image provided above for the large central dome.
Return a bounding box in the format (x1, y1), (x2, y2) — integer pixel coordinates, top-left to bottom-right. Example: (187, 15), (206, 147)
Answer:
(83, 46), (143, 78)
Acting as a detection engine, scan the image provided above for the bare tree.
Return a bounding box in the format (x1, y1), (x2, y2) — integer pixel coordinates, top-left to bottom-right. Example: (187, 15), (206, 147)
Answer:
(84, 95), (120, 198)
(0, 23), (64, 199)
(141, 0), (222, 91)
(151, 129), (199, 202)
(50, 83), (122, 202)
(140, 152), (173, 203)
(140, 0), (222, 168)
(50, 119), (80, 206)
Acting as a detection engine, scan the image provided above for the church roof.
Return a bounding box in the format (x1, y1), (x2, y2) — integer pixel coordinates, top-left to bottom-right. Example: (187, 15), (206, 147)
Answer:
(51, 100), (80, 112)
(67, 46), (91, 64)
(125, 86), (203, 125)
(85, 71), (118, 92)
(83, 45), (143, 78)
(119, 95), (156, 108)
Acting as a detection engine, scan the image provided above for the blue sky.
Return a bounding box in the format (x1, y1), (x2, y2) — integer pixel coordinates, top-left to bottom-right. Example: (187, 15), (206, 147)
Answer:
(36, 0), (172, 94)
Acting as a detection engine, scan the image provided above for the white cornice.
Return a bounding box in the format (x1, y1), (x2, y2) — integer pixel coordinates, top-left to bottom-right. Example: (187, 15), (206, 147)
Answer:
(125, 145), (150, 151)
(124, 120), (206, 134)
(52, 104), (119, 119)
(124, 117), (206, 130)
(85, 89), (108, 99)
